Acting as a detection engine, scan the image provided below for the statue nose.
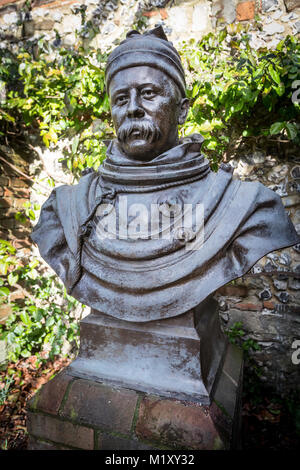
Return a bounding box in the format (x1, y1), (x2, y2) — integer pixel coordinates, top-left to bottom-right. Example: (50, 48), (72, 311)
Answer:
(127, 93), (145, 118)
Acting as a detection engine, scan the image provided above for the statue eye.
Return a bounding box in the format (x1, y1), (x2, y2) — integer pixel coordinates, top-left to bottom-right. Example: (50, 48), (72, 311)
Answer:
(141, 89), (156, 99)
(115, 95), (128, 105)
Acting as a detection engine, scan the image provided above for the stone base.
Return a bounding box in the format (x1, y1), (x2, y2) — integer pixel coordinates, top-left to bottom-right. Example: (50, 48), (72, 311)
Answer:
(26, 343), (243, 450)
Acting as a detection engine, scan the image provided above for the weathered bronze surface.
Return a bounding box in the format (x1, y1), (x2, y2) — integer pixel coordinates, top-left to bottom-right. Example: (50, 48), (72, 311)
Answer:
(31, 27), (299, 402)
(31, 27), (299, 322)
(68, 296), (227, 404)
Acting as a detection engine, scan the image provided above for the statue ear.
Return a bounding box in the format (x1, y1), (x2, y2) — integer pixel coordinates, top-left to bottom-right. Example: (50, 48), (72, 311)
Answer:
(178, 98), (189, 125)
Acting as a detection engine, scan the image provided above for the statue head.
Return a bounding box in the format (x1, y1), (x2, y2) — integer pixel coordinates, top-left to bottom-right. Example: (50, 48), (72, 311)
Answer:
(105, 27), (189, 161)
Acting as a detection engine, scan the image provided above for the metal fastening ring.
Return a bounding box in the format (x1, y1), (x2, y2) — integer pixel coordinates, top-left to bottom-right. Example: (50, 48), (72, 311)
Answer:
(173, 227), (195, 243)
(157, 195), (183, 218)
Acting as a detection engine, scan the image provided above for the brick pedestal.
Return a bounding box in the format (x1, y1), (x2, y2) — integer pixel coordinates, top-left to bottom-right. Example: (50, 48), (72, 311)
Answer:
(26, 343), (243, 450)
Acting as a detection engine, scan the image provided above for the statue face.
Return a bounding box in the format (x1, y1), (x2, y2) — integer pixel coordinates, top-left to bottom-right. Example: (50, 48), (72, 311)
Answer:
(109, 66), (189, 161)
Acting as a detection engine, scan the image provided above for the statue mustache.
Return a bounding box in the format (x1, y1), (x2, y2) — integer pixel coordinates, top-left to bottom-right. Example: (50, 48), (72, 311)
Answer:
(117, 121), (161, 144)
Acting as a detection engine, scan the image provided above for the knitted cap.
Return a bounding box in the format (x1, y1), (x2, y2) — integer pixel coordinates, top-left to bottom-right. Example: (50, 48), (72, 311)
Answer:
(105, 26), (186, 97)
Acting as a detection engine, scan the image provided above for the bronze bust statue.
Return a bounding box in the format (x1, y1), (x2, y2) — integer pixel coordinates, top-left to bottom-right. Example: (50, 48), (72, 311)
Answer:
(30, 26), (300, 407)
(31, 27), (299, 323)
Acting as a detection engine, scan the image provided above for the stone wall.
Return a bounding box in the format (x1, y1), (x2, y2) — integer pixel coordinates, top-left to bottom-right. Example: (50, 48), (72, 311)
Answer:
(217, 147), (300, 393)
(0, 144), (33, 324)
(0, 0), (299, 393)
(0, 0), (300, 51)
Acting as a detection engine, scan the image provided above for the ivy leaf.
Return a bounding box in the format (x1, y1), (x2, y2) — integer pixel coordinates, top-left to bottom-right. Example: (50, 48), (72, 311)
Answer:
(0, 109), (15, 123)
(0, 261), (9, 276)
(20, 312), (32, 326)
(218, 28), (227, 43)
(21, 349), (31, 358)
(192, 83), (200, 98)
(206, 139), (218, 150)
(13, 325), (24, 336)
(45, 317), (55, 327)
(72, 135), (79, 154)
(42, 133), (50, 147)
(15, 212), (27, 224)
(285, 122), (298, 140)
(273, 83), (285, 96)
(268, 65), (281, 85)
(6, 332), (16, 344)
(270, 121), (285, 135)
(198, 120), (214, 133)
(51, 343), (61, 355)
(0, 286), (10, 296)
(7, 272), (19, 286)
(28, 210), (36, 221)
(44, 332), (53, 344)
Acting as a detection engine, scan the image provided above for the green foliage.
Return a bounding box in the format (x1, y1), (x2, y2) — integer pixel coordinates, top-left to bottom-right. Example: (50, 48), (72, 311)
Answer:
(228, 325), (300, 430)
(0, 375), (14, 405)
(1, 27), (299, 175)
(1, 40), (113, 177)
(15, 201), (40, 224)
(0, 239), (81, 363)
(180, 28), (300, 167)
(225, 321), (264, 402)
(225, 321), (261, 355)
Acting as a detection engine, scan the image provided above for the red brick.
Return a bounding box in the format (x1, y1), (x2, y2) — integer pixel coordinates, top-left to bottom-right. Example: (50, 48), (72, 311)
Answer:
(4, 188), (13, 198)
(0, 176), (9, 186)
(10, 290), (25, 301)
(27, 371), (74, 415)
(159, 8), (168, 20)
(263, 301), (275, 310)
(19, 247), (31, 256)
(0, 207), (14, 219)
(60, 380), (138, 435)
(235, 302), (262, 311)
(13, 198), (28, 209)
(0, 198), (11, 209)
(13, 229), (29, 237)
(35, 19), (55, 30)
(0, 304), (12, 322)
(1, 218), (15, 229)
(285, 0), (300, 12)
(0, 0), (19, 6)
(142, 10), (159, 17)
(135, 396), (223, 450)
(11, 240), (31, 250)
(16, 189), (30, 198)
(11, 177), (29, 188)
(14, 188), (30, 199)
(97, 433), (153, 450)
(236, 1), (255, 21)
(27, 412), (94, 450)
(28, 436), (72, 450)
